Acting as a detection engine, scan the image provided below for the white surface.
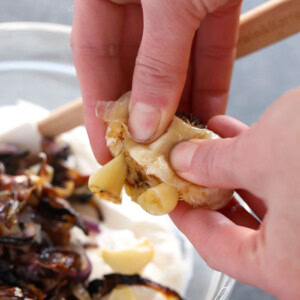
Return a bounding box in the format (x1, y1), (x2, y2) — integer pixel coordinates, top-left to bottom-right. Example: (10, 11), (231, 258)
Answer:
(0, 100), (47, 153)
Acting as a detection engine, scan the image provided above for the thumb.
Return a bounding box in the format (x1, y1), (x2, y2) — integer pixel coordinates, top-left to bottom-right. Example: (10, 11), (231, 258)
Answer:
(170, 137), (245, 190)
(129, 0), (203, 142)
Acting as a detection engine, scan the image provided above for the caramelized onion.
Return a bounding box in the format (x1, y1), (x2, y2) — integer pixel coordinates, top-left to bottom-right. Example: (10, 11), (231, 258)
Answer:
(88, 274), (183, 300)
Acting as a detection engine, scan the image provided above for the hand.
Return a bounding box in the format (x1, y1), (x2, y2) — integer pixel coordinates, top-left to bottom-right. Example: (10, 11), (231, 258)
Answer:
(170, 89), (300, 299)
(71, 0), (242, 164)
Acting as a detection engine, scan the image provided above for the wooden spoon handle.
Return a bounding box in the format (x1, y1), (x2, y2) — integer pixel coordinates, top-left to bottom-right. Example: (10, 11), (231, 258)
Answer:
(37, 98), (83, 137)
(237, 0), (300, 58)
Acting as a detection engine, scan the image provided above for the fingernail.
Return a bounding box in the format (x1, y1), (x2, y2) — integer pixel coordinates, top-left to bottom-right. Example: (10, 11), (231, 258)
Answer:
(129, 102), (161, 142)
(170, 141), (199, 172)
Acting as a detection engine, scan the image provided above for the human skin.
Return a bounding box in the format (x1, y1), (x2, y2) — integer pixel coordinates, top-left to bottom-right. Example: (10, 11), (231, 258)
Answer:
(170, 89), (300, 300)
(72, 1), (300, 298)
(71, 0), (242, 164)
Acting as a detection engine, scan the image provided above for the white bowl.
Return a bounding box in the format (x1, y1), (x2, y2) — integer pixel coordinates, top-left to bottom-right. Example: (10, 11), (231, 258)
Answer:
(0, 22), (235, 300)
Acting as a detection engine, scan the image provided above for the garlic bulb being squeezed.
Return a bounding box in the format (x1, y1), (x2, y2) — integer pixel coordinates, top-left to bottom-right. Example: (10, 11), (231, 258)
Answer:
(89, 92), (233, 215)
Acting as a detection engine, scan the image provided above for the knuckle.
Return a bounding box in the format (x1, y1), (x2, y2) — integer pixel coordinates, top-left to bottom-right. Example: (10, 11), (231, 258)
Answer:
(70, 30), (120, 58)
(135, 54), (185, 88)
(71, 41), (120, 58)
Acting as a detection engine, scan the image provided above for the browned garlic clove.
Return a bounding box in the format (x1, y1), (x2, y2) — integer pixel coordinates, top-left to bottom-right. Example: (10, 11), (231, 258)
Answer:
(136, 183), (179, 216)
(88, 153), (127, 204)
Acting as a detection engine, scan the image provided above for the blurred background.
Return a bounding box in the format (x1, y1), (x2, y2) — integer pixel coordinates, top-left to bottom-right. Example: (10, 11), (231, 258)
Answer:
(0, 0), (299, 299)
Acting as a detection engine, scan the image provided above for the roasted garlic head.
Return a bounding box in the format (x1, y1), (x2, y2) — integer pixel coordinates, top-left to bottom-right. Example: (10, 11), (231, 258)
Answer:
(89, 92), (233, 215)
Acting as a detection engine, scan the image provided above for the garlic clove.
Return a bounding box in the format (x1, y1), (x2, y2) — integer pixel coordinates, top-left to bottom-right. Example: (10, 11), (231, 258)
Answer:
(108, 287), (136, 300)
(101, 238), (154, 274)
(88, 153), (127, 204)
(137, 183), (179, 216)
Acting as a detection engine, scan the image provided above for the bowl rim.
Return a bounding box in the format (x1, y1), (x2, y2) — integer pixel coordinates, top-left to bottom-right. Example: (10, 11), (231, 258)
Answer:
(0, 22), (71, 34)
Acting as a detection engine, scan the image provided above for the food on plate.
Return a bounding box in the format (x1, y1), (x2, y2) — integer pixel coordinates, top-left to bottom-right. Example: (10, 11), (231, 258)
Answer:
(89, 92), (233, 215)
(0, 138), (185, 299)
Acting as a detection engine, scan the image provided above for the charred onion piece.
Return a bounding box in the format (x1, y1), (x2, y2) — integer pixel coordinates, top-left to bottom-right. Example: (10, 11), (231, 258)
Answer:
(88, 274), (183, 300)
(35, 248), (81, 278)
(72, 283), (92, 300)
(77, 253), (92, 282)
(0, 174), (34, 228)
(0, 141), (94, 297)
(39, 196), (88, 235)
(0, 235), (34, 246)
(82, 216), (100, 234)
(41, 138), (71, 164)
(0, 286), (40, 299)
(0, 145), (29, 175)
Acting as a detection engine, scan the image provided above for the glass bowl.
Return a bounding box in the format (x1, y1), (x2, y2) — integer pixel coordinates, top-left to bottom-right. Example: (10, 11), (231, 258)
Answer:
(0, 22), (235, 300)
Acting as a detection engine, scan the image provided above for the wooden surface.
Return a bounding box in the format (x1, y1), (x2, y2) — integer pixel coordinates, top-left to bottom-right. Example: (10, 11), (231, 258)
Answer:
(37, 98), (83, 137)
(237, 0), (300, 58)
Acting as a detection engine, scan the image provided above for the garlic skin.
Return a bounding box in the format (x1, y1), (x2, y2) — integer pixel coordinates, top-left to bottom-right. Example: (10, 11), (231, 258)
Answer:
(103, 92), (233, 211)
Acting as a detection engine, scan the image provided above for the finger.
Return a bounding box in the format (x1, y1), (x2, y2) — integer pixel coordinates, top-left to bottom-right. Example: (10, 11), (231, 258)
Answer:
(192, 0), (242, 123)
(206, 116), (268, 218)
(110, 0), (140, 4)
(170, 135), (246, 189)
(128, 0), (205, 142)
(207, 115), (249, 138)
(219, 198), (260, 230)
(72, 0), (123, 163)
(170, 137), (268, 217)
(72, 0), (142, 164)
(169, 201), (262, 286)
(120, 5), (144, 88)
